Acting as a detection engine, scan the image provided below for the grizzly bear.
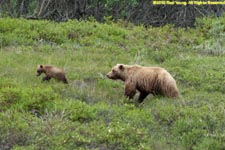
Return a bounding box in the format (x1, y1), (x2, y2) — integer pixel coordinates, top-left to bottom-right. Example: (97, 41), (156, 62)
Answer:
(106, 64), (179, 103)
(36, 65), (68, 84)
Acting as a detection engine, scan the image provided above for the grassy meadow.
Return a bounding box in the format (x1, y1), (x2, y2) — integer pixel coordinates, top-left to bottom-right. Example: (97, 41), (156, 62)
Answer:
(0, 17), (224, 150)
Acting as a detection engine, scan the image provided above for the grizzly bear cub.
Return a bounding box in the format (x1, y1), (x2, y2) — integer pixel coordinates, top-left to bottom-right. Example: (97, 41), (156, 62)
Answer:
(107, 64), (179, 103)
(36, 65), (68, 84)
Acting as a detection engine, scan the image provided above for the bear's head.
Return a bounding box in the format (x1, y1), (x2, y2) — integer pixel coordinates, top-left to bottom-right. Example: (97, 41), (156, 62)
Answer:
(36, 65), (45, 76)
(106, 64), (126, 81)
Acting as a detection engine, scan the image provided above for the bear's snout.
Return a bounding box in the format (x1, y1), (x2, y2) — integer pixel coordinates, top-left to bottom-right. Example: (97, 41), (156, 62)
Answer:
(107, 72), (115, 79)
(107, 72), (118, 80)
(106, 72), (111, 78)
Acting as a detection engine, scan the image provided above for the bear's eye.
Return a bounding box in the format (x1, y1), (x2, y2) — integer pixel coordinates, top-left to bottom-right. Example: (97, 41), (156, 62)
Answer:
(112, 69), (116, 73)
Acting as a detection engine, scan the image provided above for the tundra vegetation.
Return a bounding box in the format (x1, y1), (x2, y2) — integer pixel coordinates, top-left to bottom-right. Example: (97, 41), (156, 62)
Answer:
(0, 17), (224, 150)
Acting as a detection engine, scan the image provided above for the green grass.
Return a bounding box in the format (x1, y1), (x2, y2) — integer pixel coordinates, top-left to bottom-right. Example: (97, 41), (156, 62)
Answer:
(0, 17), (224, 150)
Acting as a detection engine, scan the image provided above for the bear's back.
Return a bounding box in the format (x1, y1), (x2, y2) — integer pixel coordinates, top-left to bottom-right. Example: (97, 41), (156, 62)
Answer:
(45, 66), (64, 77)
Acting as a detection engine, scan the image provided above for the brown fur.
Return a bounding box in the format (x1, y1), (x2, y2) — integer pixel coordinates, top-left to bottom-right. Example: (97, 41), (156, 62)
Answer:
(107, 64), (179, 103)
(36, 65), (68, 84)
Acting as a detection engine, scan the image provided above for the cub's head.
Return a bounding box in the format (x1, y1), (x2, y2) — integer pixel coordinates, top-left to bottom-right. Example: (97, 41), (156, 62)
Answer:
(106, 64), (126, 81)
(36, 65), (45, 76)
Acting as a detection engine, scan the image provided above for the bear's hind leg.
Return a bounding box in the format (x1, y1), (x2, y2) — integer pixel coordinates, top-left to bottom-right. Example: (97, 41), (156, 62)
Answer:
(138, 92), (148, 103)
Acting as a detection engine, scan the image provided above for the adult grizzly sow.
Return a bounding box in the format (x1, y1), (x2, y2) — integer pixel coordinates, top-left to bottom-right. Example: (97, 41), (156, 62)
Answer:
(106, 64), (179, 103)
(36, 65), (68, 84)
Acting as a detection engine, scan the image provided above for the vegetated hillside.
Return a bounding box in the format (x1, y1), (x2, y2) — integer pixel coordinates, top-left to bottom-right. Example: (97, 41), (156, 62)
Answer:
(0, 17), (224, 150)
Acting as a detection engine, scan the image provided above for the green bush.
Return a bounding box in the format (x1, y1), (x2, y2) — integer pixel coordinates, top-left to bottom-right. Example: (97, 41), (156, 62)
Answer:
(0, 111), (36, 150)
(55, 100), (97, 122)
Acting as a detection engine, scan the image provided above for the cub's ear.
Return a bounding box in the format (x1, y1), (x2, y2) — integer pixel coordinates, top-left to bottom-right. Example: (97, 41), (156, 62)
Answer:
(39, 65), (43, 68)
(119, 64), (124, 71)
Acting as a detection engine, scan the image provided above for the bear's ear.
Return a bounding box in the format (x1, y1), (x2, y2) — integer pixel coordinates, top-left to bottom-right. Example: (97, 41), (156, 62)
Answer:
(40, 65), (43, 68)
(119, 64), (124, 71)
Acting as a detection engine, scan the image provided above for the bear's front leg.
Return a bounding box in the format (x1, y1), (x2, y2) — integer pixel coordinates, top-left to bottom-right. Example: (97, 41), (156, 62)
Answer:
(62, 77), (68, 84)
(124, 82), (136, 99)
(42, 76), (51, 82)
(138, 92), (149, 103)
